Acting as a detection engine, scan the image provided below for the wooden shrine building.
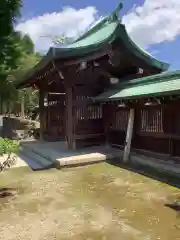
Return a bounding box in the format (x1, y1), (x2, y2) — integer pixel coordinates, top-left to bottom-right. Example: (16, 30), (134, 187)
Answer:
(16, 3), (180, 161)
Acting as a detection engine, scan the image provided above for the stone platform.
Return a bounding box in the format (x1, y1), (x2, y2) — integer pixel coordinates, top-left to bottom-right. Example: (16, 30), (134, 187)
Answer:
(17, 140), (180, 181)
(20, 141), (122, 170)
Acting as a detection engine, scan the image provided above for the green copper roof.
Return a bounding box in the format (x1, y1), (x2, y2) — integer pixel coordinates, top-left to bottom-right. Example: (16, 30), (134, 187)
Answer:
(47, 21), (118, 57)
(16, 2), (169, 88)
(94, 70), (180, 102)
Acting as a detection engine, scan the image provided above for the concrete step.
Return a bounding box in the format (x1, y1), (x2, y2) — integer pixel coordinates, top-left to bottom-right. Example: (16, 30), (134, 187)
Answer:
(20, 146), (57, 170)
(21, 143), (58, 161)
(18, 153), (43, 170)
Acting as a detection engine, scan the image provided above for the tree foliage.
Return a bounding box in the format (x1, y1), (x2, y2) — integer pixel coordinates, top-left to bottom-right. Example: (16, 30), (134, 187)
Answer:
(0, 30), (41, 115)
(0, 0), (23, 113)
(0, 137), (20, 171)
(0, 45), (41, 118)
(0, 0), (41, 116)
(21, 34), (35, 54)
(0, 1), (40, 171)
(10, 52), (41, 115)
(0, 0), (22, 72)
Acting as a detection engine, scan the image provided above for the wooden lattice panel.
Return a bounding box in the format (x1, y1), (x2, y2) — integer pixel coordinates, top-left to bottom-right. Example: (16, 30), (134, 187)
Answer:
(76, 105), (102, 121)
(44, 93), (65, 139)
(140, 108), (163, 133)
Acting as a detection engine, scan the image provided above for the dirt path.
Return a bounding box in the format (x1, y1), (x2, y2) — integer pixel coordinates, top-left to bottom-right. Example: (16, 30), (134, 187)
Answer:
(0, 164), (179, 239)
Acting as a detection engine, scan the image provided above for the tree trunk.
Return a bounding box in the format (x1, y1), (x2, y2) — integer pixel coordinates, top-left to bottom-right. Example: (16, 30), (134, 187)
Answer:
(7, 102), (11, 118)
(0, 96), (2, 115)
(21, 97), (25, 119)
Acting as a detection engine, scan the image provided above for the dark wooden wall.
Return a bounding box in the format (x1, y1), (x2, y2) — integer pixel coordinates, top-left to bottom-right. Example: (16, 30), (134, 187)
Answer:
(106, 101), (180, 159)
(42, 88), (180, 157)
(43, 93), (65, 141)
(73, 85), (105, 147)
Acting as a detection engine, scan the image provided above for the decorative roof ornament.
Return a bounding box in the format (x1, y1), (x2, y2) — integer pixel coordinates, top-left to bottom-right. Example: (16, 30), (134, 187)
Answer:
(80, 61), (87, 70)
(138, 68), (144, 74)
(109, 1), (124, 22)
(110, 77), (119, 84)
(76, 61), (87, 72)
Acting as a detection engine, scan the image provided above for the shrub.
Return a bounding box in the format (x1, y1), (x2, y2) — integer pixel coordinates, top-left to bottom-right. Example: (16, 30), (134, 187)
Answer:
(0, 138), (20, 172)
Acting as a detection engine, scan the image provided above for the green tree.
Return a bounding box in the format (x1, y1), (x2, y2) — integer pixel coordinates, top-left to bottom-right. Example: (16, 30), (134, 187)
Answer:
(0, 0), (22, 113)
(0, 138), (20, 172)
(21, 34), (34, 54)
(0, 29), (41, 118)
(11, 53), (41, 117)
(0, 0), (22, 72)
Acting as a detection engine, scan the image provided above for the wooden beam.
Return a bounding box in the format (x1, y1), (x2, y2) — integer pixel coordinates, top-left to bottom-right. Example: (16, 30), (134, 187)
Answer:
(123, 108), (135, 162)
(52, 60), (64, 79)
(98, 68), (115, 79)
(61, 49), (108, 67)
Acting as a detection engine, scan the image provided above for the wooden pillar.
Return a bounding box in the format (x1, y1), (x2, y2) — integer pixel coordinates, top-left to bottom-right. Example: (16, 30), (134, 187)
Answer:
(163, 104), (175, 156)
(103, 103), (115, 147)
(20, 97), (25, 119)
(39, 89), (45, 141)
(169, 105), (175, 157)
(65, 85), (76, 150)
(123, 108), (135, 162)
(102, 104), (108, 147)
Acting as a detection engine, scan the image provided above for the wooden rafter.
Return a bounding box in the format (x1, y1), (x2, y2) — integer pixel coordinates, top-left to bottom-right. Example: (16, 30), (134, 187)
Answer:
(52, 60), (64, 79)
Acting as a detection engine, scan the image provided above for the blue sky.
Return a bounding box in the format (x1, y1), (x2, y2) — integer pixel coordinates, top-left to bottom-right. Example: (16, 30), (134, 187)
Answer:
(21, 0), (137, 18)
(17, 0), (180, 70)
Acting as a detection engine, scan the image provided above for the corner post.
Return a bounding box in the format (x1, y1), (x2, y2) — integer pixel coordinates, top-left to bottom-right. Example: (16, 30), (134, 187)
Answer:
(39, 88), (45, 141)
(123, 108), (135, 162)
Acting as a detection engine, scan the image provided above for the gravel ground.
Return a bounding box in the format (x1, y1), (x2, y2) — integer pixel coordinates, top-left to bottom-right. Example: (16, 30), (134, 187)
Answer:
(0, 164), (179, 240)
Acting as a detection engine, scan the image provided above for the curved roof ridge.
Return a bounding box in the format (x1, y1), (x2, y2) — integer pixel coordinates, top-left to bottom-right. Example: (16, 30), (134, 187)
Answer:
(118, 24), (169, 71)
(73, 1), (169, 71)
(73, 17), (109, 43)
(74, 1), (123, 43)
(110, 1), (123, 21)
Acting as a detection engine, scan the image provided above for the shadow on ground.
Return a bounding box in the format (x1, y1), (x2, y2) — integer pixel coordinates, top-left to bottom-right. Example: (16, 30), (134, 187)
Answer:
(107, 158), (180, 189)
(0, 188), (16, 198)
(165, 203), (180, 212)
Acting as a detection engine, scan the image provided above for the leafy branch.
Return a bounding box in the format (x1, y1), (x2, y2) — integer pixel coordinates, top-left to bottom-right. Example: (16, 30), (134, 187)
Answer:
(0, 138), (20, 172)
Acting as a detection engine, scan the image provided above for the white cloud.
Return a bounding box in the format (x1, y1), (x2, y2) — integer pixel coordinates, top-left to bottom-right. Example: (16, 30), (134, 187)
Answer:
(16, 1), (180, 53)
(122, 0), (180, 49)
(16, 6), (99, 52)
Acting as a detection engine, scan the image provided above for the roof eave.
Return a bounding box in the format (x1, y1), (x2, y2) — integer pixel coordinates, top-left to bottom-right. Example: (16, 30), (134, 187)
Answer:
(118, 24), (170, 71)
